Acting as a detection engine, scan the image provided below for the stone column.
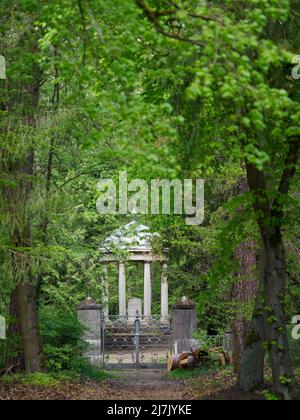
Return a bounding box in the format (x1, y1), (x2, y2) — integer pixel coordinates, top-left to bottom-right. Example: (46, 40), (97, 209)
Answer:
(161, 263), (169, 323)
(172, 297), (197, 354)
(119, 262), (126, 320)
(77, 298), (101, 367)
(101, 266), (109, 321)
(143, 262), (152, 320)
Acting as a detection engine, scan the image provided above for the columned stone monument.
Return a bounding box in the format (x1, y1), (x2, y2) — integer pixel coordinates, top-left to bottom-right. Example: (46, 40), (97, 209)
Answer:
(99, 221), (169, 324)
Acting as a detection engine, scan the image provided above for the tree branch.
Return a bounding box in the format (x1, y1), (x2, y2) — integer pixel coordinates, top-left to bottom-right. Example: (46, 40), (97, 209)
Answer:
(278, 137), (300, 196)
(135, 0), (206, 47)
(271, 136), (300, 220)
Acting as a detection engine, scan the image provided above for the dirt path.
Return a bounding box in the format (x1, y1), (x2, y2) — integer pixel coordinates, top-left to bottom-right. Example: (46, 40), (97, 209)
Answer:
(104, 369), (194, 400)
(0, 370), (194, 400)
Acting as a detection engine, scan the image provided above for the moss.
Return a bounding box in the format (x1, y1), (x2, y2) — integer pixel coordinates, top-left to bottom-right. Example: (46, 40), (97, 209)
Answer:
(245, 330), (261, 346)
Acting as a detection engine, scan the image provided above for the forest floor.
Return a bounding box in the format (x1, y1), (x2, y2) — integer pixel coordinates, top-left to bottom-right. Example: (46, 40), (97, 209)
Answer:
(0, 368), (277, 400)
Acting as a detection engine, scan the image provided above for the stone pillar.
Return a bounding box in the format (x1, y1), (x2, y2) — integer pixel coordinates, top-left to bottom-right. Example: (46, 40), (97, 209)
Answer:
(143, 262), (152, 320)
(101, 266), (109, 321)
(161, 263), (169, 323)
(77, 298), (101, 367)
(172, 297), (197, 354)
(119, 262), (126, 320)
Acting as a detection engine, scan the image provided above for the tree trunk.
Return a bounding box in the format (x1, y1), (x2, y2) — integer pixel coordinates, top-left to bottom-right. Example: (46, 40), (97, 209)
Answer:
(231, 238), (257, 374)
(15, 282), (45, 373)
(3, 27), (46, 372)
(239, 272), (265, 391)
(262, 228), (295, 400)
(245, 160), (296, 400)
(5, 290), (25, 371)
(230, 176), (258, 374)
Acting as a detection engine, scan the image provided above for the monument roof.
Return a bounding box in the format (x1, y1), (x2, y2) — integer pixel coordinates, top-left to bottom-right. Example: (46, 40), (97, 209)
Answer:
(100, 221), (160, 253)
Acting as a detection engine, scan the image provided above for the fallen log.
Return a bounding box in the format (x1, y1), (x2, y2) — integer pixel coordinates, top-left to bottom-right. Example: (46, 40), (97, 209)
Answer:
(168, 346), (232, 372)
(168, 354), (180, 371)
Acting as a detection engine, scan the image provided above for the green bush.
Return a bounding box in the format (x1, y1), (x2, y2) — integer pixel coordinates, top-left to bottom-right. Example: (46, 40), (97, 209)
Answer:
(39, 305), (110, 381)
(39, 305), (87, 372)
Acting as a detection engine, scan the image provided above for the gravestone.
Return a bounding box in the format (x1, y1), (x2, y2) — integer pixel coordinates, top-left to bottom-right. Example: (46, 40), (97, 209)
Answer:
(172, 297), (197, 354)
(0, 315), (5, 340)
(128, 298), (142, 322)
(77, 298), (101, 367)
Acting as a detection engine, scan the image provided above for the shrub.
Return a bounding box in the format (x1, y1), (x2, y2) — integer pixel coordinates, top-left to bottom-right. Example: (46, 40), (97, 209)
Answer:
(39, 305), (87, 372)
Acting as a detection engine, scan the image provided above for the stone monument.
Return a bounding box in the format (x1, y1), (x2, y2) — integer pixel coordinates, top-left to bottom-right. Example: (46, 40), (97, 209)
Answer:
(172, 297), (197, 354)
(77, 298), (102, 367)
(128, 298), (142, 322)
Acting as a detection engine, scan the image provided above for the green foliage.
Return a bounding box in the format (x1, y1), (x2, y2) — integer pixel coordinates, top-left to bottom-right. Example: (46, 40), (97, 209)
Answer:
(0, 373), (59, 387)
(39, 305), (86, 372)
(0, 0), (299, 396)
(168, 365), (226, 380)
(262, 390), (280, 401)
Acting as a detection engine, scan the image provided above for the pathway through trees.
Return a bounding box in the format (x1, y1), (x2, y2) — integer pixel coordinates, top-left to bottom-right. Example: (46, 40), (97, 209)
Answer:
(0, 370), (193, 400)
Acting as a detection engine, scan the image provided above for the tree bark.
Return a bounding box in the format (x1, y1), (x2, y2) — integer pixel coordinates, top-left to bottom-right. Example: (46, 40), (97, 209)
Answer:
(230, 177), (258, 374)
(239, 271), (265, 391)
(15, 282), (45, 373)
(5, 290), (25, 371)
(245, 158), (297, 400)
(231, 239), (257, 374)
(262, 228), (295, 400)
(3, 25), (46, 373)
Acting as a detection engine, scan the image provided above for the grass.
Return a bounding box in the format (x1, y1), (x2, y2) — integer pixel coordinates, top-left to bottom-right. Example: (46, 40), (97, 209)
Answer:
(0, 366), (113, 388)
(167, 362), (222, 380)
(1, 372), (60, 387)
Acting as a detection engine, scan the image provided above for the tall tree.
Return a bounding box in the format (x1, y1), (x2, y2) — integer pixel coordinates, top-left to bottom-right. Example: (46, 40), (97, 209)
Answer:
(1, 1), (45, 373)
(135, 0), (300, 399)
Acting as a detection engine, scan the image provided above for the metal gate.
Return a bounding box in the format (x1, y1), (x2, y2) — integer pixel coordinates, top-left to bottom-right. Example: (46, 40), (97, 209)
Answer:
(101, 311), (172, 369)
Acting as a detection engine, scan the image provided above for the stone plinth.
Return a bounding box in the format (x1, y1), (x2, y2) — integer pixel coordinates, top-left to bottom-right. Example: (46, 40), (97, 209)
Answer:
(172, 297), (197, 354)
(77, 298), (101, 367)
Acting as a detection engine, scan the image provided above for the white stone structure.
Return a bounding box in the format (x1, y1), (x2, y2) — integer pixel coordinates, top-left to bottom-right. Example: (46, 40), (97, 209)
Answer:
(128, 298), (142, 322)
(99, 221), (169, 323)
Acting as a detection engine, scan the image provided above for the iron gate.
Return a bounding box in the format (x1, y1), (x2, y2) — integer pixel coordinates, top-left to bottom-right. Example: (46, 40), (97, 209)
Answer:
(101, 311), (172, 369)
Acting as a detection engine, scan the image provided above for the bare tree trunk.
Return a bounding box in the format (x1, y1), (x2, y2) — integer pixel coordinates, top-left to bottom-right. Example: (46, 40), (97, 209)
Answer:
(15, 282), (45, 373)
(262, 228), (295, 400)
(245, 157), (298, 400)
(239, 272), (265, 391)
(5, 290), (25, 371)
(231, 177), (258, 374)
(231, 239), (257, 373)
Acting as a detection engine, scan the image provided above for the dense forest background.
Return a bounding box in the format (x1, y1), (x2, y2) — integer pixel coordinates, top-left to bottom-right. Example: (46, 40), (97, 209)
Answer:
(0, 0), (300, 400)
